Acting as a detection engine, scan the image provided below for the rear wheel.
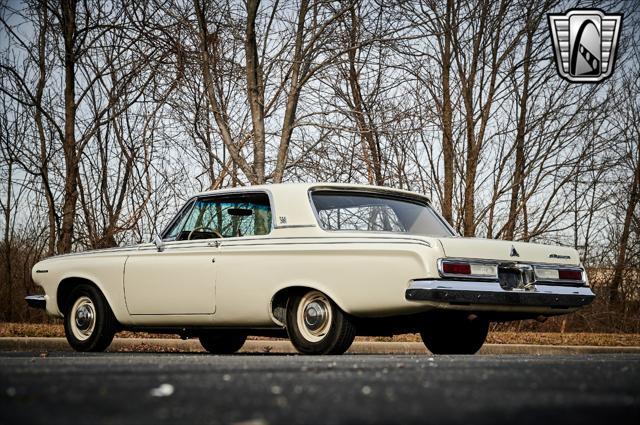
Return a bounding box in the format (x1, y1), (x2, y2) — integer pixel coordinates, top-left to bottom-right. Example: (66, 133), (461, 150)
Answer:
(420, 313), (489, 355)
(63, 284), (117, 352)
(199, 333), (247, 354)
(286, 290), (356, 355)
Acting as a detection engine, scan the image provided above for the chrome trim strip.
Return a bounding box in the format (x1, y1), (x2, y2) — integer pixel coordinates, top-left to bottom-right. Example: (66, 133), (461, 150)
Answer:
(219, 240), (432, 249)
(131, 235), (433, 252)
(47, 234), (435, 257)
(408, 280), (594, 296)
(440, 257), (584, 269)
(25, 295), (47, 309)
(273, 224), (316, 229)
(40, 245), (140, 259)
(436, 257), (587, 286)
(406, 279), (595, 308)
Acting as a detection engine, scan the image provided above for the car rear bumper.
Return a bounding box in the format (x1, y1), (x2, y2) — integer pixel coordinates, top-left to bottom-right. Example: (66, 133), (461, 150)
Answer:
(25, 295), (47, 310)
(405, 280), (595, 309)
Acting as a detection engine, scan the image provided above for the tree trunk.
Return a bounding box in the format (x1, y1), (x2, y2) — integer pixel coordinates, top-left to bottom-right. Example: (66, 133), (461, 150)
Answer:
(347, 4), (383, 186)
(504, 18), (534, 241)
(194, 0), (255, 183)
(56, 0), (79, 254)
(272, 0), (309, 183)
(34, 4), (57, 256)
(440, 0), (454, 225)
(245, 0), (266, 184)
(3, 159), (13, 321)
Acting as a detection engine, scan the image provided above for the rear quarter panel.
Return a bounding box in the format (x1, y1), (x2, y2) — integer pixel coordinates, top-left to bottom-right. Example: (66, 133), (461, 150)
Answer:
(214, 234), (441, 326)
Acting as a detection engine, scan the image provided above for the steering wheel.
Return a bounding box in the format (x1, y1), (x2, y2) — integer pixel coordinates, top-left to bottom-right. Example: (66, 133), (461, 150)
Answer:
(187, 226), (223, 240)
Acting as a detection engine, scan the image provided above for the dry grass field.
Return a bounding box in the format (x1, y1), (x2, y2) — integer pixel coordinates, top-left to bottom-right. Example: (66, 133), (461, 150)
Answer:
(2, 322), (639, 347)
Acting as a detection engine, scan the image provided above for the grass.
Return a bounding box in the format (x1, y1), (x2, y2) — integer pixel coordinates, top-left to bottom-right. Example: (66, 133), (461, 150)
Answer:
(2, 322), (640, 347)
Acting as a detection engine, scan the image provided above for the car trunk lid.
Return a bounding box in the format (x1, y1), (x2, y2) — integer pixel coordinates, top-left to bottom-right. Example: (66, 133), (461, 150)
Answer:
(438, 237), (580, 266)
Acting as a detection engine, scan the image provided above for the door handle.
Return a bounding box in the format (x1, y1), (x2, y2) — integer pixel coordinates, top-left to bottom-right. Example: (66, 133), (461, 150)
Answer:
(207, 241), (221, 248)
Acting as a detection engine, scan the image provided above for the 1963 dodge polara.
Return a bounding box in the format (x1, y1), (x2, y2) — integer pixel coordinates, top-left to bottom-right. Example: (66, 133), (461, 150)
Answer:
(27, 183), (595, 355)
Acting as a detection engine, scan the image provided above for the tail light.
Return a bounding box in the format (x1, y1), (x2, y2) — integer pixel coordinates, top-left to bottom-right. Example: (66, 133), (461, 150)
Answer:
(534, 266), (585, 283)
(439, 260), (497, 279)
(441, 262), (471, 275)
(558, 269), (583, 280)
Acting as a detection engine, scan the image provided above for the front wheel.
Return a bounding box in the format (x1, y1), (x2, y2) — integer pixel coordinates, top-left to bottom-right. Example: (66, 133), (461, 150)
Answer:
(420, 313), (489, 355)
(199, 333), (247, 354)
(63, 284), (117, 352)
(286, 290), (356, 355)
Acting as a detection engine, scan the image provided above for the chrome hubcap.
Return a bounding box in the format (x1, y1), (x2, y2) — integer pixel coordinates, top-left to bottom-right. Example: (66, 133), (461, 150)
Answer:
(304, 301), (328, 331)
(75, 305), (94, 331)
(297, 291), (332, 343)
(70, 296), (96, 341)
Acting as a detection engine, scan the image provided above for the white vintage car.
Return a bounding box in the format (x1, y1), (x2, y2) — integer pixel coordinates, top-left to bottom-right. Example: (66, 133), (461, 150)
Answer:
(27, 183), (595, 355)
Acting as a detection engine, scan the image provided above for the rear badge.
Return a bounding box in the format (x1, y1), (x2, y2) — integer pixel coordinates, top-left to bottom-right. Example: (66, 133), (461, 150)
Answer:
(510, 245), (520, 257)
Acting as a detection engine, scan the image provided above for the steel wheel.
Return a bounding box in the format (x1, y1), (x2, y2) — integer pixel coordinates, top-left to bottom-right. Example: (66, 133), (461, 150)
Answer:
(296, 291), (334, 343)
(63, 284), (117, 352)
(70, 296), (96, 341)
(286, 290), (356, 355)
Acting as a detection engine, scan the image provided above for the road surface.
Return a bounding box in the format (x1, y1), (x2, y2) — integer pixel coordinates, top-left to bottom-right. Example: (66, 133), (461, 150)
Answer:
(1, 352), (639, 424)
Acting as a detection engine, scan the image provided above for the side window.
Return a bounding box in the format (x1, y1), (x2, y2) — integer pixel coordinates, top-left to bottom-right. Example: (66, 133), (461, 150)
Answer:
(166, 193), (272, 241)
(163, 199), (195, 240)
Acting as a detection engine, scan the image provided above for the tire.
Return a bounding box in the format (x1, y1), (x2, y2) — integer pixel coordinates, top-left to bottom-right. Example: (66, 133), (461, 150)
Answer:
(286, 290), (356, 355)
(63, 284), (117, 352)
(420, 313), (489, 355)
(199, 333), (247, 354)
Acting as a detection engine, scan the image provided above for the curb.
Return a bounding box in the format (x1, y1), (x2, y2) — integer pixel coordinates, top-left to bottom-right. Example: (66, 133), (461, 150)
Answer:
(1, 337), (639, 355)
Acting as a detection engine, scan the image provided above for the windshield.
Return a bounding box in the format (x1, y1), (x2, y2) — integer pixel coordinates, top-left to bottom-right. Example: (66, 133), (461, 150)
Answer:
(310, 191), (453, 237)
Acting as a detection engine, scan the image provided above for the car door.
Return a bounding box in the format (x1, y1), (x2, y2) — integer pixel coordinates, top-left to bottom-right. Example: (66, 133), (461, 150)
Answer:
(123, 241), (218, 315)
(123, 198), (218, 315)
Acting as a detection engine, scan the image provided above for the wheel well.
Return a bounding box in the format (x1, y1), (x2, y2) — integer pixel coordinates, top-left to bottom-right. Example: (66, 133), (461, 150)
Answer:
(270, 286), (318, 326)
(57, 277), (102, 314)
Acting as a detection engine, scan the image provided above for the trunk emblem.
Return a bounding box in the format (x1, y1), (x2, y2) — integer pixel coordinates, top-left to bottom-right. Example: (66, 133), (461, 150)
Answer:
(510, 245), (520, 257)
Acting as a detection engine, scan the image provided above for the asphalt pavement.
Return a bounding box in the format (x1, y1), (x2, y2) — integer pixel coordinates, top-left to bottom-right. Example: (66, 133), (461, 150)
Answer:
(1, 352), (639, 425)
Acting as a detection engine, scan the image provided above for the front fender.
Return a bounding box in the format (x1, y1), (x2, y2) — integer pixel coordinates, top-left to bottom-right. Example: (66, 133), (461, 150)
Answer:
(31, 254), (131, 324)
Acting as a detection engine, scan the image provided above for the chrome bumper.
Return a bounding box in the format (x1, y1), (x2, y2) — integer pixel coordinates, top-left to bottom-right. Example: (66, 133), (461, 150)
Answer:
(25, 295), (47, 310)
(406, 280), (595, 309)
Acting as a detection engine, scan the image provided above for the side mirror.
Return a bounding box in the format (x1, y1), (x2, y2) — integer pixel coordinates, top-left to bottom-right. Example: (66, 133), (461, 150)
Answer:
(153, 234), (165, 252)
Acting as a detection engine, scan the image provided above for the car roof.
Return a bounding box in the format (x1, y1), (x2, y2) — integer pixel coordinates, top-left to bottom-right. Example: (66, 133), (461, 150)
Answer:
(195, 182), (431, 203)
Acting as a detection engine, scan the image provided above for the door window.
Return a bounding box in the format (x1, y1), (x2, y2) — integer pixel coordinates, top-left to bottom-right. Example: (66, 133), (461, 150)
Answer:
(164, 193), (272, 240)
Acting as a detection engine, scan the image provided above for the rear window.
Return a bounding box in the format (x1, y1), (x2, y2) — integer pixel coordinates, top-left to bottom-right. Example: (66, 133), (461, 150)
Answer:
(310, 191), (453, 237)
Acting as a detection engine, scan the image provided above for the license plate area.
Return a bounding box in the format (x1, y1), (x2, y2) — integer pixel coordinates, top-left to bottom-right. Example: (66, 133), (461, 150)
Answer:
(498, 264), (535, 291)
